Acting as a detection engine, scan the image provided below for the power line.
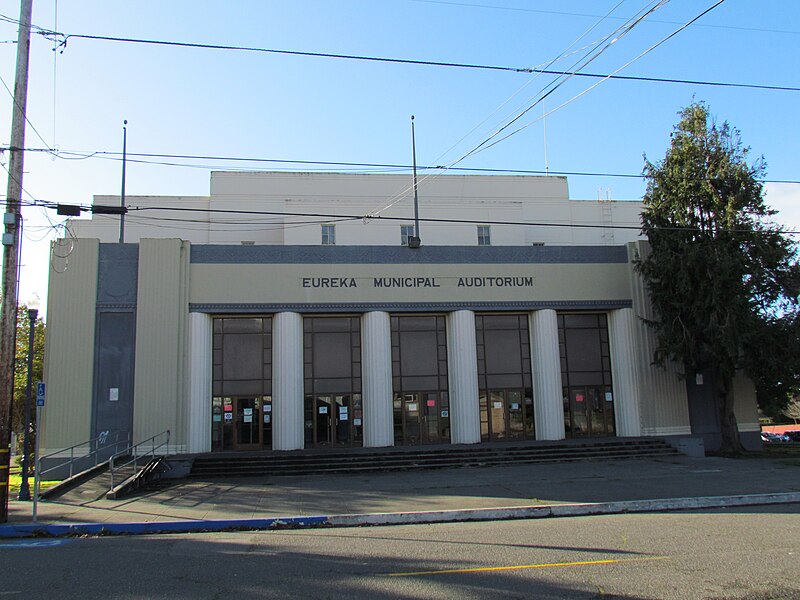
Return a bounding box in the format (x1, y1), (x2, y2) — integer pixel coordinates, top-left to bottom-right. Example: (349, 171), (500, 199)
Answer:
(10, 147), (800, 184)
(458, 1), (728, 163)
(0, 71), (53, 151)
(404, 0), (800, 35)
(22, 199), (799, 236)
(368, 0), (665, 217)
(2, 14), (795, 93)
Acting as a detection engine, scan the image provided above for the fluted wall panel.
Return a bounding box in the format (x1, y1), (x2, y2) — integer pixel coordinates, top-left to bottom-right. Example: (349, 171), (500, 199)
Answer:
(361, 311), (394, 447)
(529, 309), (565, 440)
(627, 242), (691, 435)
(41, 239), (99, 453)
(446, 310), (480, 444)
(273, 312), (304, 450)
(608, 308), (642, 437)
(133, 239), (190, 452)
(187, 312), (212, 453)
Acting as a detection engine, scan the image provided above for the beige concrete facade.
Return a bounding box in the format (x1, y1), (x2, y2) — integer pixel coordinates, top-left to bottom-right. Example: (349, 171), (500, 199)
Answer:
(40, 173), (761, 460)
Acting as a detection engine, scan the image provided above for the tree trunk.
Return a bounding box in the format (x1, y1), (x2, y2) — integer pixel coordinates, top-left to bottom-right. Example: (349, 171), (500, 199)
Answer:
(715, 370), (744, 455)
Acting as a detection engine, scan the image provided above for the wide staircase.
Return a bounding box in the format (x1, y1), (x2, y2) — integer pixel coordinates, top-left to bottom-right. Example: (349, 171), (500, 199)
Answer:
(189, 437), (680, 478)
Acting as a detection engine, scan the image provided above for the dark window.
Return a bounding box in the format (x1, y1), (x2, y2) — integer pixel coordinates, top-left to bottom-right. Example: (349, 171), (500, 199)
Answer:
(476, 314), (534, 441)
(391, 315), (450, 445)
(212, 317), (273, 451)
(558, 313), (615, 438)
(213, 317), (272, 397)
(303, 316), (363, 448)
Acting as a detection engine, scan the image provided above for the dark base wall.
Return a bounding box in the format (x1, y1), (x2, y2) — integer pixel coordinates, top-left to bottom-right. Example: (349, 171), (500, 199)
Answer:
(695, 430), (762, 453)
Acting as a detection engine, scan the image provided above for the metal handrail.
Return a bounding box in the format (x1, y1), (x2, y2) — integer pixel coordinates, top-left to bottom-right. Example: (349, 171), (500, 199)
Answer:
(108, 430), (171, 491)
(38, 430), (130, 480)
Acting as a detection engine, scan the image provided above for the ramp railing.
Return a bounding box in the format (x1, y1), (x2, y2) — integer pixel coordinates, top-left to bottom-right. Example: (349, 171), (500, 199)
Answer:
(38, 430), (130, 481)
(108, 430), (171, 491)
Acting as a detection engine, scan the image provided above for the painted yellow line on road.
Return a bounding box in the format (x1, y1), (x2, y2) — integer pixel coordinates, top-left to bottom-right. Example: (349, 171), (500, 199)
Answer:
(386, 556), (670, 577)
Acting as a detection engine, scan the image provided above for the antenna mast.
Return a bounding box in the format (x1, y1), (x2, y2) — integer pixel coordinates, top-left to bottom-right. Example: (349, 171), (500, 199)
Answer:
(119, 119), (127, 243)
(409, 115), (421, 248)
(543, 102), (549, 176)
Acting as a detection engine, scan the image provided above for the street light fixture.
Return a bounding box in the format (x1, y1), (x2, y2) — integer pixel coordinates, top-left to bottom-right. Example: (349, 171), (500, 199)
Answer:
(17, 294), (39, 501)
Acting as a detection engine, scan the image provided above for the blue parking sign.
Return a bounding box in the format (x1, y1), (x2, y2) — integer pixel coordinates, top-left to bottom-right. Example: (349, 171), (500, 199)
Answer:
(36, 382), (45, 407)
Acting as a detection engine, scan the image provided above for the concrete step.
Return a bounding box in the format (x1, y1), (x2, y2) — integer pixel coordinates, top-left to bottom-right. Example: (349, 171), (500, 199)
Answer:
(191, 438), (672, 466)
(188, 438), (679, 478)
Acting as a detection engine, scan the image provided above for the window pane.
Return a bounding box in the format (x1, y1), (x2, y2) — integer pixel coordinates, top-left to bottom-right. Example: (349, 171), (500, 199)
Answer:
(565, 329), (602, 371)
(223, 318), (262, 334)
(222, 334), (263, 380)
(477, 225), (491, 246)
(321, 224), (335, 245)
(313, 332), (353, 378)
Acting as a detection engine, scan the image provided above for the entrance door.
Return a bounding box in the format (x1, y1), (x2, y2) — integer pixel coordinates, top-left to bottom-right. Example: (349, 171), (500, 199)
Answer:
(480, 389), (533, 441)
(231, 397), (262, 450)
(566, 386), (615, 437)
(393, 392), (450, 445)
(215, 396), (271, 451)
(305, 394), (362, 447)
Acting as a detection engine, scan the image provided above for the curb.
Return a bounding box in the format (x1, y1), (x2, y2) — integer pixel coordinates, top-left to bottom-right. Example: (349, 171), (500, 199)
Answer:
(2, 492), (799, 539)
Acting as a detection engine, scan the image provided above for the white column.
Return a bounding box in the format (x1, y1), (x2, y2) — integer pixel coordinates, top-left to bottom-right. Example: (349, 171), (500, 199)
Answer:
(187, 312), (212, 453)
(361, 311), (394, 447)
(529, 309), (565, 440)
(273, 312), (304, 450)
(608, 308), (643, 437)
(447, 310), (480, 445)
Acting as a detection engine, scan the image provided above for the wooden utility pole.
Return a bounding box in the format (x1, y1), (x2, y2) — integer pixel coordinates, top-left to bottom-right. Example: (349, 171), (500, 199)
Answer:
(1, 0), (34, 523)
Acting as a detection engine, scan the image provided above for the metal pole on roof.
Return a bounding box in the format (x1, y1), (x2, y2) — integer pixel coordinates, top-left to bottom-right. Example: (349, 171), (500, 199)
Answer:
(410, 116), (421, 248)
(119, 120), (127, 243)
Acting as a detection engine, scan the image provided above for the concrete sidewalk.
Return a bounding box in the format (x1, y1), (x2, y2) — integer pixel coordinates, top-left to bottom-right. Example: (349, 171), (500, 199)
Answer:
(4, 454), (800, 536)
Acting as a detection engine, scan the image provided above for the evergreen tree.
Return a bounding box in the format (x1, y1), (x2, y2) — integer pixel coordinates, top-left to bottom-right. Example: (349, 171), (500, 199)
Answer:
(13, 305), (45, 443)
(637, 102), (799, 454)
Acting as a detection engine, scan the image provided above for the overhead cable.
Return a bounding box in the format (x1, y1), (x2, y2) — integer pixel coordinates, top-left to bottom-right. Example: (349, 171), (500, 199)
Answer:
(9, 147), (799, 184)
(0, 13), (795, 93)
(21, 199), (799, 236)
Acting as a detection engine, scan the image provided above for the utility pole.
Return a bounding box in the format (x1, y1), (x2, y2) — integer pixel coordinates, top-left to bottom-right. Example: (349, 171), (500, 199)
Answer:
(0, 0), (34, 523)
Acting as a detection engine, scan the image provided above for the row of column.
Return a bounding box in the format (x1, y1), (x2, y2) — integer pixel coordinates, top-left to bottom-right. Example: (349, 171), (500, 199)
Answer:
(187, 308), (643, 453)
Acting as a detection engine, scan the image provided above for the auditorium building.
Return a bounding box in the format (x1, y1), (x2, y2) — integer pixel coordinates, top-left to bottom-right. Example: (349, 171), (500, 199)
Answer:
(40, 172), (761, 460)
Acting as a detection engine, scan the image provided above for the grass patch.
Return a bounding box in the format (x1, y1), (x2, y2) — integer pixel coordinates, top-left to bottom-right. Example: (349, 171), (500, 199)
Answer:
(8, 470), (61, 496)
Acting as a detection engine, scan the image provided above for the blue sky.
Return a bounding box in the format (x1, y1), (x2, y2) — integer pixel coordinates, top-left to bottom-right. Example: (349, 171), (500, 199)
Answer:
(1, 0), (798, 312)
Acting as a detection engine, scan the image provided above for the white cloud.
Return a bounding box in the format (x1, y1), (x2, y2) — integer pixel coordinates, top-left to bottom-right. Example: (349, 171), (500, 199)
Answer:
(764, 183), (800, 232)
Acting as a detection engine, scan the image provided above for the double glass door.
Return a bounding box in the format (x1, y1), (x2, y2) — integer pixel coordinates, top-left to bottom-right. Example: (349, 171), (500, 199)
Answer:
(563, 386), (615, 437)
(480, 389), (534, 441)
(304, 394), (363, 447)
(393, 392), (451, 445)
(213, 396), (272, 451)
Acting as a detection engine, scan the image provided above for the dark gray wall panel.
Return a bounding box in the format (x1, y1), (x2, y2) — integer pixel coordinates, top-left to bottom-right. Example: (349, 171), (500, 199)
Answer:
(190, 245), (629, 265)
(97, 243), (139, 307)
(93, 312), (136, 442)
(190, 300), (633, 313)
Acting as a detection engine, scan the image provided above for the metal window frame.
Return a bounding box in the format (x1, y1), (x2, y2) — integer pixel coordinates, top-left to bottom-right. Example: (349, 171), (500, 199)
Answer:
(477, 225), (491, 246)
(321, 224), (336, 245)
(400, 224), (414, 246)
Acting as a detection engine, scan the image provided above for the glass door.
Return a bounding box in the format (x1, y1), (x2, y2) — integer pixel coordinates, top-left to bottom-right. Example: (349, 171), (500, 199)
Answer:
(488, 391), (507, 440)
(565, 386), (615, 437)
(305, 393), (362, 447)
(480, 389), (533, 441)
(394, 392), (450, 445)
(233, 397), (262, 450)
(315, 395), (333, 446)
(507, 390), (524, 439)
(213, 396), (270, 451)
